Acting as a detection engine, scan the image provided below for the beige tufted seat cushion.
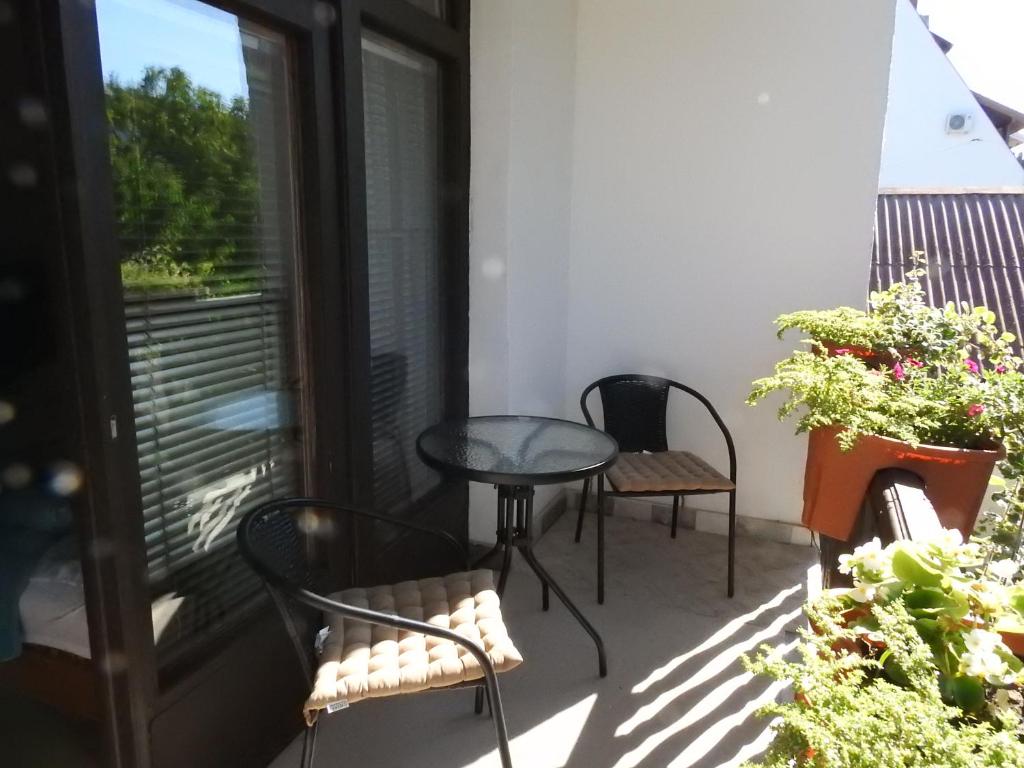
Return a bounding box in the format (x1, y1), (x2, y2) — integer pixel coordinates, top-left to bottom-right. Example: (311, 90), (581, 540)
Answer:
(303, 569), (522, 724)
(606, 451), (734, 493)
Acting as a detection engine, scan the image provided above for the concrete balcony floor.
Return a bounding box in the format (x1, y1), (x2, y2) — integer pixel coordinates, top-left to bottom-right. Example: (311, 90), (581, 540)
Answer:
(270, 513), (818, 768)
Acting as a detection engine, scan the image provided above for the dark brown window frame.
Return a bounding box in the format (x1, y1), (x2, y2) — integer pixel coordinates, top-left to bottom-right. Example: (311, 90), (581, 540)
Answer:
(35, 0), (469, 765)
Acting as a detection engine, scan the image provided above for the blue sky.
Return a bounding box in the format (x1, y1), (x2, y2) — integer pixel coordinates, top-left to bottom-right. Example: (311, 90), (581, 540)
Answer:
(919, 0), (1024, 113)
(95, 0), (1024, 120)
(96, 0), (248, 100)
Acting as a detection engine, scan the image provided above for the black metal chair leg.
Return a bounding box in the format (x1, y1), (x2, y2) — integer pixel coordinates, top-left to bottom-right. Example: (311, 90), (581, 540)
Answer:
(727, 490), (737, 598)
(597, 475), (605, 605)
(481, 663), (514, 768)
(300, 720), (318, 768)
(474, 686), (485, 714)
(670, 495), (680, 539)
(574, 477), (590, 543)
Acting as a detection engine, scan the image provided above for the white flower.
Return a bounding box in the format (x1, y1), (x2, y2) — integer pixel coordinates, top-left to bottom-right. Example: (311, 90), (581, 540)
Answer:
(961, 629), (1015, 684)
(930, 528), (964, 558)
(964, 628), (1003, 655)
(848, 582), (877, 603)
(990, 558), (1019, 581)
(852, 537), (891, 573)
(837, 553), (855, 575)
(960, 649), (1009, 683)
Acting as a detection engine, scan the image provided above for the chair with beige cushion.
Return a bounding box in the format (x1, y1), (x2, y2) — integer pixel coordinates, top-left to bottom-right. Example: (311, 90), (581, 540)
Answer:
(237, 498), (521, 768)
(574, 375), (737, 603)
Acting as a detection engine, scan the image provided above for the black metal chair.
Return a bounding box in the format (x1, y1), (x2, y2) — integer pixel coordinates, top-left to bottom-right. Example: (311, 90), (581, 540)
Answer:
(574, 375), (737, 602)
(236, 498), (517, 768)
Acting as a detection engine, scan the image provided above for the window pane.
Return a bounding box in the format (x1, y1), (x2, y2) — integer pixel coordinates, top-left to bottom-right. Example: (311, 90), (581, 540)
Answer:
(362, 33), (443, 514)
(96, 0), (303, 656)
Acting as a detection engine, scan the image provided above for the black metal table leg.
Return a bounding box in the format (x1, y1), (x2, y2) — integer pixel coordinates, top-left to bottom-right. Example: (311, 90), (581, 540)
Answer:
(473, 485), (508, 570)
(495, 486), (515, 597)
(518, 545), (607, 677)
(507, 483), (608, 678)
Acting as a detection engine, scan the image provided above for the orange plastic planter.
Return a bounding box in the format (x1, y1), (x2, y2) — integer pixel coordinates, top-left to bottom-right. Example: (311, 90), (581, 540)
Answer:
(1001, 629), (1024, 657)
(822, 342), (894, 368)
(802, 426), (1003, 541)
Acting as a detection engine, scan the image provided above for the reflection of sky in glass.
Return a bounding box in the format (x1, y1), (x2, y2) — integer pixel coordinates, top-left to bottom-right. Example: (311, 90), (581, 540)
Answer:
(96, 0), (249, 101)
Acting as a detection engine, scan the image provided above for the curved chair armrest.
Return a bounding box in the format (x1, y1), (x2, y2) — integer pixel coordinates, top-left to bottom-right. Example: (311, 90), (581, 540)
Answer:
(253, 497), (468, 565)
(666, 381), (737, 483)
(579, 381), (601, 429)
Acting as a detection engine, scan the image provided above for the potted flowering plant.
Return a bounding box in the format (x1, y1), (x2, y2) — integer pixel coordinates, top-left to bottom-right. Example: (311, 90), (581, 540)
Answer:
(748, 266), (1024, 540)
(832, 531), (1024, 695)
(743, 599), (1024, 767)
(742, 529), (1024, 767)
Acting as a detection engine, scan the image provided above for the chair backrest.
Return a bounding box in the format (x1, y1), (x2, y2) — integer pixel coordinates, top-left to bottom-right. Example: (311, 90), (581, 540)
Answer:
(237, 499), (341, 683)
(584, 374), (672, 453)
(237, 498), (326, 601)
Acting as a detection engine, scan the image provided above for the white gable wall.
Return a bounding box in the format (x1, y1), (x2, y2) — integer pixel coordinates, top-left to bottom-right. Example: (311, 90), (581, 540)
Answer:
(878, 0), (1024, 188)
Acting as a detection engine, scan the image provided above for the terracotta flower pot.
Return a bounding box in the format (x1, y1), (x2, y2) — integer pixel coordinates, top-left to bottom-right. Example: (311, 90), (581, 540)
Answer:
(1000, 628), (1024, 658)
(803, 426), (1004, 541)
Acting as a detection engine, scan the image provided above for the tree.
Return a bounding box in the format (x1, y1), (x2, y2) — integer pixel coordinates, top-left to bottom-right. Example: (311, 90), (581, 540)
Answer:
(106, 66), (259, 294)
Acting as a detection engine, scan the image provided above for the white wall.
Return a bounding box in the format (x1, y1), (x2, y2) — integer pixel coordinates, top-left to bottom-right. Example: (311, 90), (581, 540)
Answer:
(878, 0), (1024, 188)
(469, 0), (578, 541)
(564, 0), (896, 526)
(470, 0), (897, 539)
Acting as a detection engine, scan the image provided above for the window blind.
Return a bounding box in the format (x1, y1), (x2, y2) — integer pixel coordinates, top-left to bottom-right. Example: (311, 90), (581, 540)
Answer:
(98, 1), (302, 655)
(362, 34), (444, 515)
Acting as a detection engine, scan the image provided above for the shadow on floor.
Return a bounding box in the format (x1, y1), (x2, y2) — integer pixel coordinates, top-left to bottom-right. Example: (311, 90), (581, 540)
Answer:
(269, 514), (817, 768)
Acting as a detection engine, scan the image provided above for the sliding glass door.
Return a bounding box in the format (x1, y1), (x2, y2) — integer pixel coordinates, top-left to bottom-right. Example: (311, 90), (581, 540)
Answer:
(53, 1), (468, 762)
(95, 0), (305, 658)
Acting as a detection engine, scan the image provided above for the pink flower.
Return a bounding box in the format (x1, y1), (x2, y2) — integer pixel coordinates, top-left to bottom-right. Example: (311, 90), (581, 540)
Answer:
(892, 362), (906, 381)
(968, 404), (986, 418)
(965, 359), (980, 374)
(996, 365), (1008, 374)
(833, 348), (851, 356)
(906, 357), (925, 368)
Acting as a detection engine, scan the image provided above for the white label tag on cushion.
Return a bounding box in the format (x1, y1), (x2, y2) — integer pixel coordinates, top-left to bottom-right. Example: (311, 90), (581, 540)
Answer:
(326, 699), (349, 714)
(315, 626), (330, 653)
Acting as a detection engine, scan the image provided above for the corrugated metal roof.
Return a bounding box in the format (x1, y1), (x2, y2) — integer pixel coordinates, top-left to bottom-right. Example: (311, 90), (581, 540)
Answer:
(871, 191), (1024, 348)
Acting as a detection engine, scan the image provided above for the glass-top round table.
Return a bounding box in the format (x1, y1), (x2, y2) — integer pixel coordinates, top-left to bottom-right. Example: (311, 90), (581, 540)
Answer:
(416, 415), (618, 486)
(417, 416), (618, 677)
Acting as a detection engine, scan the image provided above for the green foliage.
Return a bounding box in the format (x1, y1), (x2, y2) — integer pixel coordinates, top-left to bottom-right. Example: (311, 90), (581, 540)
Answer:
(749, 267), (1024, 453)
(106, 66), (260, 295)
(775, 306), (888, 349)
(774, 264), (1002, 360)
(834, 532), (1024, 701)
(743, 600), (1024, 768)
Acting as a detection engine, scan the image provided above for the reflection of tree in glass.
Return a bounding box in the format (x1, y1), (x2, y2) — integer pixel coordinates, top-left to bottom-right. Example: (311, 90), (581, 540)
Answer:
(107, 67), (260, 295)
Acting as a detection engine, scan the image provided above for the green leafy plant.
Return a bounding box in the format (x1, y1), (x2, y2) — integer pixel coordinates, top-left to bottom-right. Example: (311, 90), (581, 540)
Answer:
(749, 267), (1023, 452)
(831, 530), (1024, 712)
(743, 599), (1024, 767)
(775, 306), (888, 350)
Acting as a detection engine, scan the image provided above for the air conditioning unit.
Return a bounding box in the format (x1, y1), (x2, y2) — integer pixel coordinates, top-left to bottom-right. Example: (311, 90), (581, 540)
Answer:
(945, 112), (973, 134)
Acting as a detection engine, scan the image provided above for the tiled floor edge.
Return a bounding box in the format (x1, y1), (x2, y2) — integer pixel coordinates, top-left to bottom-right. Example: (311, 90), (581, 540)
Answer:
(565, 487), (813, 547)
(470, 488), (813, 549)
